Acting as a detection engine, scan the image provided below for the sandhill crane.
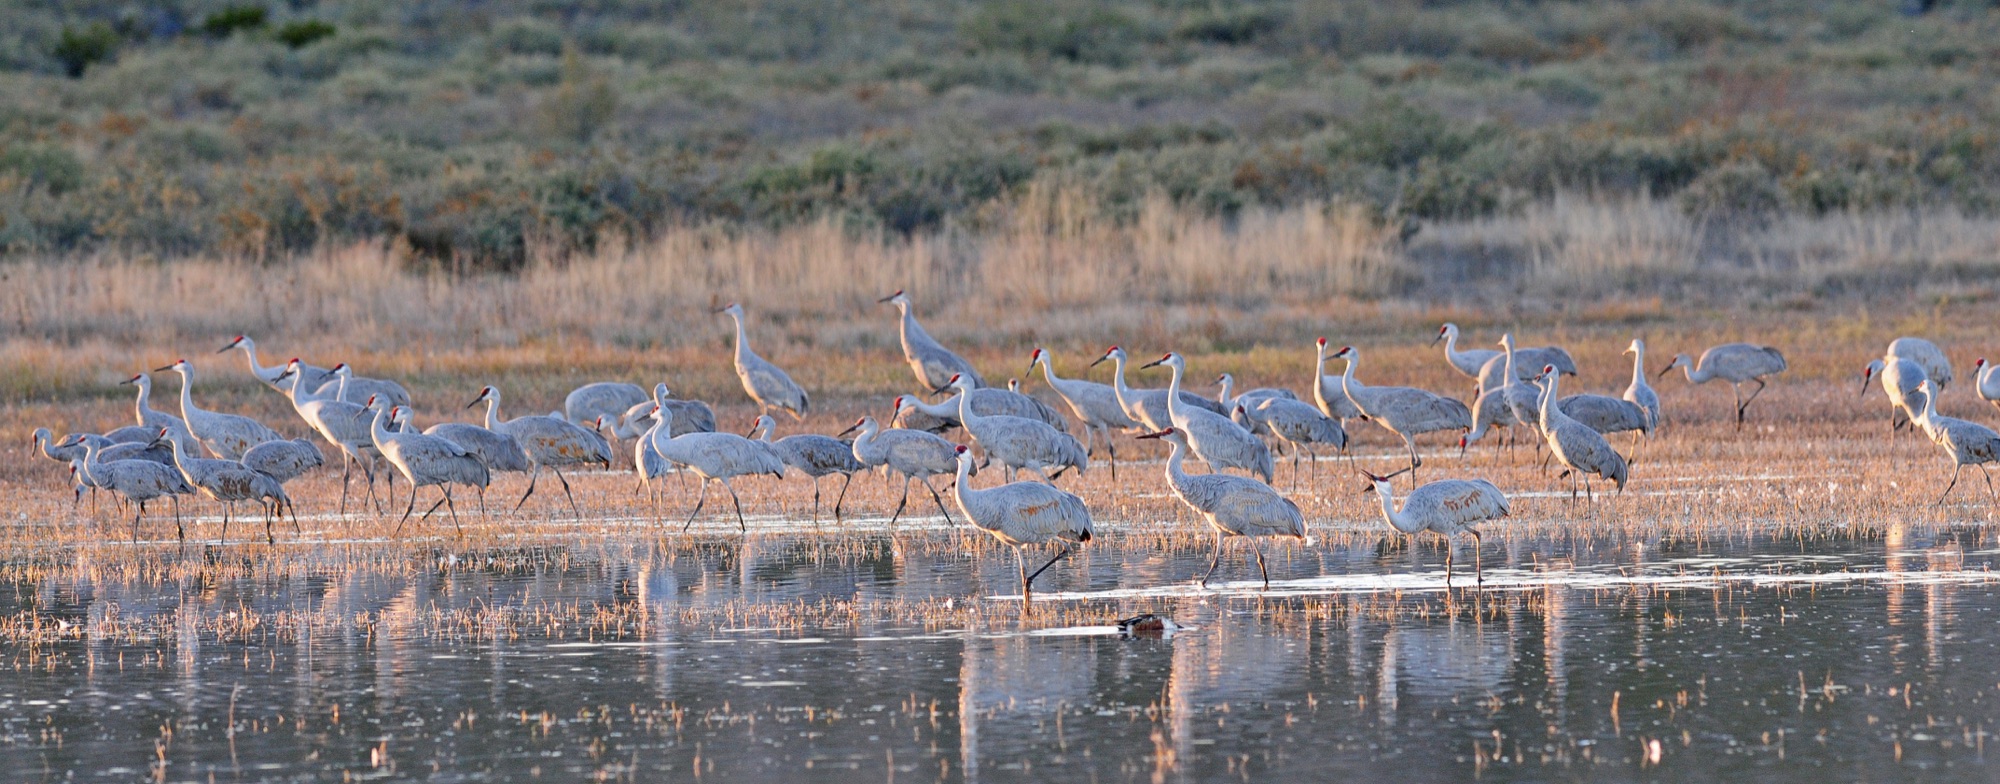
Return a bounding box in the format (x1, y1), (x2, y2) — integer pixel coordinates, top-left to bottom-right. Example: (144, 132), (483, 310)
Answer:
(1557, 394), (1651, 438)
(1089, 346), (1230, 431)
(469, 385), (611, 516)
(121, 373), (201, 456)
(1910, 379), (2000, 505)
(840, 413), (963, 526)
(1658, 343), (1788, 427)
(1862, 357), (1929, 436)
(565, 382), (650, 429)
(1494, 335), (1547, 437)
(1328, 344), (1471, 477)
(1361, 467), (1509, 584)
(241, 438), (324, 485)
(1217, 373), (1294, 437)
(642, 397), (785, 531)
(278, 359), (388, 515)
(155, 359), (285, 460)
(1888, 337), (1954, 394)
(76, 437), (191, 541)
(717, 302), (810, 419)
(100, 425), (161, 444)
(1137, 428), (1304, 589)
(1310, 338), (1366, 421)
(940, 374), (1087, 482)
(1457, 385), (1521, 457)
(219, 335), (330, 392)
(1140, 353), (1274, 483)
(892, 385), (1069, 434)
(424, 420), (533, 476)
(616, 383), (718, 441)
(880, 290), (984, 391)
(1973, 358), (2000, 414)
(1240, 398), (1347, 481)
(1537, 366), (1629, 499)
(749, 415), (866, 522)
(320, 364), (412, 409)
(371, 406), (491, 533)
(45, 431), (168, 509)
(1028, 348), (1139, 477)
(1433, 323), (1501, 379)
(1475, 346), (1579, 393)
(947, 445), (1092, 612)
(1623, 339), (1662, 442)
(163, 433), (292, 544)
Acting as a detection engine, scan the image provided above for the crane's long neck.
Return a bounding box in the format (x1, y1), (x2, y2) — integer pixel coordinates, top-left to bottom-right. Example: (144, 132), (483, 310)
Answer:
(852, 422), (878, 456)
(239, 342), (272, 380)
(898, 305), (931, 349)
(1338, 352), (1362, 405)
(1037, 359), (1067, 393)
(334, 371), (351, 401)
(1164, 362), (1185, 418)
(1162, 438), (1192, 491)
(133, 380), (149, 424)
(1679, 358), (1707, 384)
(1538, 371), (1563, 430)
(1443, 330), (1465, 366)
(1915, 387), (1938, 430)
(955, 389), (979, 427)
(1217, 375), (1234, 406)
(78, 442), (103, 486)
(368, 406), (393, 447)
(1373, 484), (1419, 534)
(175, 369), (200, 419)
(730, 312), (752, 363)
(1313, 348), (1332, 412)
(1108, 355), (1134, 403)
(166, 438), (194, 478)
(1501, 341), (1519, 390)
(1629, 344), (1647, 388)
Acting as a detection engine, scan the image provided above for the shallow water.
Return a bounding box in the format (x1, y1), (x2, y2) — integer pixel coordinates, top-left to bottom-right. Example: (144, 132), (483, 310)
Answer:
(5, 525), (2000, 782)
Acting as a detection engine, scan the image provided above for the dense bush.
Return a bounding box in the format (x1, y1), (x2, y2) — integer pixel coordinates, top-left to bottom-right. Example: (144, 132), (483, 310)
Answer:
(0, 0), (1997, 267)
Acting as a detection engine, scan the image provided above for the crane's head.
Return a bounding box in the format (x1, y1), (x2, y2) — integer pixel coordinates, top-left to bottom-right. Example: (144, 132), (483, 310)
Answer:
(1976, 357), (1988, 371)
(1135, 428), (1186, 445)
(466, 386), (496, 409)
(1859, 359), (1884, 396)
(217, 334), (249, 353)
(653, 382), (672, 401)
(1356, 465), (1411, 493)
(154, 358), (189, 373)
(1090, 346), (1123, 367)
(1027, 347), (1045, 371)
(746, 415), (776, 438)
(146, 427), (172, 448)
(1624, 338), (1644, 355)
(877, 290), (908, 306)
(713, 301), (743, 316)
(1540, 363), (1557, 379)
(1216, 372), (1232, 388)
(1138, 352), (1181, 371)
(837, 416), (871, 438)
(120, 373), (145, 386)
(1315, 337), (1328, 351)
(1657, 354), (1691, 379)
(1431, 323), (1457, 346)
(1331, 345), (1355, 360)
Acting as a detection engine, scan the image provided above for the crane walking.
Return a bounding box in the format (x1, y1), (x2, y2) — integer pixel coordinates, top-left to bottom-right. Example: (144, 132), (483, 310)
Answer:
(840, 411), (963, 526)
(75, 436), (192, 541)
(1139, 353), (1274, 483)
(938, 374), (1087, 482)
(947, 445), (1092, 613)
(1910, 380), (2000, 505)
(155, 359), (285, 460)
(749, 415), (867, 522)
(643, 396), (786, 532)
(1327, 342), (1471, 479)
(1028, 348), (1139, 478)
(1361, 467), (1509, 585)
(881, 290), (984, 391)
(1537, 365), (1629, 500)
(371, 406), (491, 534)
(1658, 343), (1788, 428)
(468, 386), (612, 516)
(1138, 428), (1304, 589)
(717, 302), (811, 420)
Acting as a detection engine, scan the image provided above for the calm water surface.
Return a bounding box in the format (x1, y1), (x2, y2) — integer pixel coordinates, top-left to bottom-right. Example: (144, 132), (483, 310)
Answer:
(4, 525), (1999, 782)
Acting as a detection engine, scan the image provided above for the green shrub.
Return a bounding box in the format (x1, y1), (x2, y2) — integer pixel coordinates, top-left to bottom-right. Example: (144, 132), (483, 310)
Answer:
(201, 6), (268, 39)
(961, 1), (1152, 65)
(52, 23), (120, 78)
(1176, 8), (1284, 45)
(0, 145), (85, 195)
(274, 20), (336, 49)
(1679, 161), (1783, 228)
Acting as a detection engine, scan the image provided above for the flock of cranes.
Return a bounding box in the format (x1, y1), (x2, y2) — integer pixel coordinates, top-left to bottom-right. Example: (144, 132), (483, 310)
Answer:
(26, 293), (2000, 606)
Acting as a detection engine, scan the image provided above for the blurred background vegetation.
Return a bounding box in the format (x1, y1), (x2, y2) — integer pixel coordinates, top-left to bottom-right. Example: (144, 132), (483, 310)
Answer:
(1, 0), (1997, 271)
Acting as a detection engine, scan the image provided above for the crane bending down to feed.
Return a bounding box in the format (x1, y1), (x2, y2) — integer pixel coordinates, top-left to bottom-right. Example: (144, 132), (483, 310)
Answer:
(749, 415), (867, 522)
(840, 413), (963, 526)
(467, 386), (612, 516)
(1138, 428), (1305, 589)
(371, 406), (491, 534)
(75, 438), (192, 541)
(716, 302), (810, 420)
(1140, 353), (1275, 483)
(155, 359), (284, 460)
(1974, 358), (2000, 414)
(1361, 467), (1509, 585)
(1887, 337), (1953, 394)
(1328, 342), (1472, 480)
(947, 445), (1092, 613)
(1658, 343), (1788, 428)
(163, 432), (293, 545)
(565, 382), (650, 430)
(1910, 380), (2000, 505)
(880, 290), (984, 392)
(643, 399), (786, 532)
(1028, 348), (1139, 478)
(1862, 357), (1929, 437)
(1537, 365), (1629, 500)
(940, 374), (1088, 482)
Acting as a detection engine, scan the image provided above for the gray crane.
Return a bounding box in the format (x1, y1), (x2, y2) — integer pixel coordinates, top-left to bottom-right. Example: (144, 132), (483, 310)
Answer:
(1028, 347), (1139, 477)
(1658, 343), (1788, 427)
(155, 359), (285, 460)
(278, 359), (388, 515)
(840, 413), (963, 526)
(163, 432), (292, 545)
(1360, 466), (1509, 585)
(565, 381), (650, 429)
(1432, 323), (1502, 380)
(892, 385), (1069, 435)
(219, 334), (331, 393)
(240, 438), (324, 486)
(1089, 346), (1230, 431)
(717, 302), (810, 420)
(616, 382), (718, 441)
(881, 289), (984, 391)
(1623, 338), (1662, 443)
(468, 385), (612, 516)
(1328, 344), (1471, 478)
(1911, 379), (2000, 505)
(76, 436), (192, 541)
(946, 445), (1092, 613)
(1241, 397), (1347, 482)
(642, 397), (785, 532)
(1536, 365), (1629, 500)
(1137, 428), (1304, 589)
(1310, 338), (1367, 421)
(372, 406), (491, 533)
(46, 431), (169, 510)
(1888, 337), (1954, 394)
(1216, 373), (1295, 437)
(1472, 339), (1579, 393)
(941, 374), (1087, 482)
(1557, 394), (1651, 438)
(322, 363), (413, 409)
(1862, 357), (1930, 436)
(120, 373), (202, 456)
(1140, 353), (1274, 483)
(424, 420), (534, 476)
(749, 415), (866, 522)
(1973, 358), (1999, 414)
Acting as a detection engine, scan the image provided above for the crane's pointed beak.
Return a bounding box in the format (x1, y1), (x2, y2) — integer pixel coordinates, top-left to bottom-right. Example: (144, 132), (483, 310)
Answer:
(837, 423), (859, 437)
(1457, 436), (1468, 459)
(153, 365), (173, 372)
(1857, 374), (1870, 397)
(1135, 430), (1167, 441)
(1138, 358), (1163, 370)
(1429, 332), (1444, 347)
(1655, 364), (1672, 379)
(214, 345), (232, 354)
(929, 382), (952, 395)
(1088, 355), (1108, 368)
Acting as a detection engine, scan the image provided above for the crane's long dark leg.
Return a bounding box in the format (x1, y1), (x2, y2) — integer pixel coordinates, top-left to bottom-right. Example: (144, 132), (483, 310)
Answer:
(722, 479), (747, 532)
(1739, 378), (1768, 424)
(339, 453), (353, 516)
(1442, 532), (1454, 587)
(220, 503), (232, 545)
(923, 478), (955, 525)
(1469, 528), (1483, 586)
(832, 473), (854, 521)
(1024, 545), (1070, 590)
(172, 496), (183, 542)
(1404, 434), (1422, 488)
(1106, 430), (1118, 481)
(554, 468), (581, 517)
(132, 500), (145, 543)
(1200, 532), (1227, 587)
(514, 465), (540, 512)
(681, 479), (712, 532)
(889, 476), (912, 526)
(1732, 383), (1746, 429)
(1935, 465), (1964, 507)
(1252, 540), (1270, 590)
(809, 475), (822, 523)
(445, 487), (462, 538)
(1017, 549), (1032, 615)
(420, 493), (448, 521)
